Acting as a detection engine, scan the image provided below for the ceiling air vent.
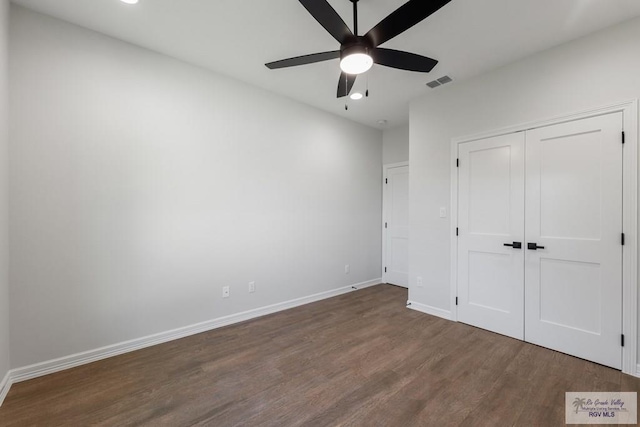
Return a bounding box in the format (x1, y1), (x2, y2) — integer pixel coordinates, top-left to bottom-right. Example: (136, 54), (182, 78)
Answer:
(426, 75), (453, 89)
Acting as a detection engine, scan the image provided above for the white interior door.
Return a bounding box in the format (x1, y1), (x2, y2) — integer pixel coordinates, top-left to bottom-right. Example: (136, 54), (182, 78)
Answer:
(457, 133), (525, 339)
(384, 165), (409, 288)
(524, 112), (623, 369)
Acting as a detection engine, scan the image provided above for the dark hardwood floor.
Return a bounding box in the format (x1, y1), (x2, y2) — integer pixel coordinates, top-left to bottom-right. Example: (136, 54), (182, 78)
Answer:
(1, 284), (639, 426)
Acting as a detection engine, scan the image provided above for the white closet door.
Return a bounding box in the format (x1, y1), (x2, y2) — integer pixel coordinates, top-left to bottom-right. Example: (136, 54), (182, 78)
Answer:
(457, 133), (525, 339)
(524, 112), (623, 369)
(384, 165), (409, 287)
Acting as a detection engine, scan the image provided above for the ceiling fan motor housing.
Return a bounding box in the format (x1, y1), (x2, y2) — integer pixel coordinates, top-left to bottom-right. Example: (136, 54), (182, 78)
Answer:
(340, 38), (372, 60)
(339, 38), (374, 75)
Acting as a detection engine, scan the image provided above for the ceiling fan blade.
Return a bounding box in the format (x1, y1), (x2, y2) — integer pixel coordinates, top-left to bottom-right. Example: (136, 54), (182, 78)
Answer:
(299, 0), (353, 44)
(364, 0), (451, 47)
(372, 48), (438, 72)
(337, 72), (357, 98)
(266, 51), (340, 69)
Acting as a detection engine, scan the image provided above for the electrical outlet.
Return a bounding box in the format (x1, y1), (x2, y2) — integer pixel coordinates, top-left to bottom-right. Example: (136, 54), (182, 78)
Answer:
(439, 207), (447, 218)
(248, 281), (255, 293)
(222, 286), (230, 298)
(417, 276), (423, 287)
(345, 264), (350, 274)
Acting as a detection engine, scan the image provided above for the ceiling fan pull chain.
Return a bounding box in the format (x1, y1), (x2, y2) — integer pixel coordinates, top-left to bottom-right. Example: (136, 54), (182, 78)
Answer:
(345, 72), (348, 98)
(345, 70), (349, 109)
(366, 72), (369, 97)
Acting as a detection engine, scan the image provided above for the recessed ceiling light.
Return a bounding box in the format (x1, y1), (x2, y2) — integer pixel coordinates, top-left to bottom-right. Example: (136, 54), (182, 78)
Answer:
(120, 0), (139, 4)
(350, 92), (363, 101)
(377, 120), (388, 126)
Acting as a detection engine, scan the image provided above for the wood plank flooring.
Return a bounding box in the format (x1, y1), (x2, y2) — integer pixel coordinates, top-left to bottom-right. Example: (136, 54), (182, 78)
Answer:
(1, 284), (639, 426)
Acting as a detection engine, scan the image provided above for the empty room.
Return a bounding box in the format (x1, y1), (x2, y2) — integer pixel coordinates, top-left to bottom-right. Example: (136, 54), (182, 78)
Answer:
(1, 0), (640, 425)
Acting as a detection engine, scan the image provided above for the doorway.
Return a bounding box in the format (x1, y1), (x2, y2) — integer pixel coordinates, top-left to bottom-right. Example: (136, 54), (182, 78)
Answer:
(383, 162), (409, 288)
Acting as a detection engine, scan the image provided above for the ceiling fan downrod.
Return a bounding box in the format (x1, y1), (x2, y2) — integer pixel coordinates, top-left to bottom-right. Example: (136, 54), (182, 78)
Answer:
(352, 0), (359, 36)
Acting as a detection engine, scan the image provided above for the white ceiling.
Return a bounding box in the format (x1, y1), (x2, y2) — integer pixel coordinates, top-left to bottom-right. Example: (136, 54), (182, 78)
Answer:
(11, 0), (640, 129)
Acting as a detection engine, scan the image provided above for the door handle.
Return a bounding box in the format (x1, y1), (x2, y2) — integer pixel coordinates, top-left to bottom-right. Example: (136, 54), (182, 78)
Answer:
(527, 242), (545, 250)
(503, 242), (522, 249)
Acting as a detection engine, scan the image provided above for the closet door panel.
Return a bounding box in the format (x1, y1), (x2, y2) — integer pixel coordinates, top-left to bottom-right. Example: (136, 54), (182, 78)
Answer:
(457, 132), (525, 340)
(524, 112), (623, 369)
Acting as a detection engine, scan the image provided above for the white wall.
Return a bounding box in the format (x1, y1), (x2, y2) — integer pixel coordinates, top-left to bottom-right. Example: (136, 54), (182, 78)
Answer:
(409, 17), (640, 355)
(382, 125), (409, 164)
(8, 6), (382, 368)
(0, 0), (10, 387)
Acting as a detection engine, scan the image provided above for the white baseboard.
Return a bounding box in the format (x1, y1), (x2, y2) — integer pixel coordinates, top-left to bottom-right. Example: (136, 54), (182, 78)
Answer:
(406, 300), (452, 320)
(0, 371), (11, 407)
(6, 278), (381, 391)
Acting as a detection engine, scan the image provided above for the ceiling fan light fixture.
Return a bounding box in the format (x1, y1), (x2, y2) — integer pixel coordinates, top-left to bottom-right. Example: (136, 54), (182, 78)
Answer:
(340, 45), (373, 75)
(120, 0), (139, 4)
(340, 53), (373, 74)
(350, 92), (363, 100)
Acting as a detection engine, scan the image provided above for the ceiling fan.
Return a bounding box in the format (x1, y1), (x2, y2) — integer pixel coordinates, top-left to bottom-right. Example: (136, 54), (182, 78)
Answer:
(265, 0), (451, 98)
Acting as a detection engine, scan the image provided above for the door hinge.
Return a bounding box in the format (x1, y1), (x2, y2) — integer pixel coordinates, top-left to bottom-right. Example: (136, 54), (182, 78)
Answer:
(455, 297), (458, 306)
(622, 131), (625, 144)
(384, 267), (387, 273)
(456, 158), (459, 168)
(621, 334), (625, 347)
(456, 227), (459, 236)
(622, 233), (625, 246)
(385, 178), (388, 184)
(385, 222), (388, 229)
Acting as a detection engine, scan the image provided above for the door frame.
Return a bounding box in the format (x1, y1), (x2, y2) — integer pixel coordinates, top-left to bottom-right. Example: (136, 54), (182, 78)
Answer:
(449, 100), (638, 376)
(382, 161), (409, 286)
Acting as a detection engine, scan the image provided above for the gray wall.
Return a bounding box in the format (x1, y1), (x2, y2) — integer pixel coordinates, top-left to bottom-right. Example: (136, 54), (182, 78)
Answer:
(0, 0), (9, 387)
(9, 6), (382, 368)
(382, 125), (409, 165)
(409, 17), (640, 360)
